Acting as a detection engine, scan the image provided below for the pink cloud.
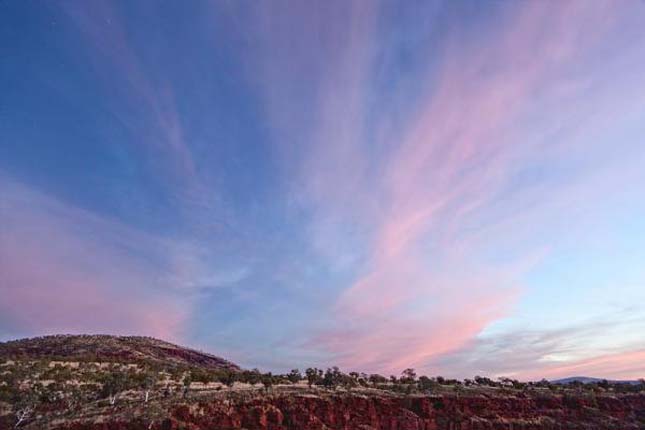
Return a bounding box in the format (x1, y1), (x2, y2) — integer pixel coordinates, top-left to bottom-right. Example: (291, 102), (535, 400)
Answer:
(422, 307), (645, 380)
(196, 1), (645, 375)
(0, 178), (190, 341)
(322, 277), (521, 374)
(308, 2), (630, 374)
(538, 350), (645, 381)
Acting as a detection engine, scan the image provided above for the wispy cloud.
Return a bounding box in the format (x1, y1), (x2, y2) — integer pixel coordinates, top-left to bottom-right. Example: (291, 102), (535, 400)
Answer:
(0, 175), (245, 342)
(428, 311), (645, 380)
(2, 0), (645, 379)
(247, 1), (645, 374)
(60, 0), (197, 182)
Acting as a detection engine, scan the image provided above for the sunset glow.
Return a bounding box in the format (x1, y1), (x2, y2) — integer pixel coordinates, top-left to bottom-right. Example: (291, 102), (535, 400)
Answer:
(1, 1), (645, 380)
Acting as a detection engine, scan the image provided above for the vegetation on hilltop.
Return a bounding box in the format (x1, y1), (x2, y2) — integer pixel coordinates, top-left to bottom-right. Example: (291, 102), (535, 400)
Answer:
(0, 335), (238, 371)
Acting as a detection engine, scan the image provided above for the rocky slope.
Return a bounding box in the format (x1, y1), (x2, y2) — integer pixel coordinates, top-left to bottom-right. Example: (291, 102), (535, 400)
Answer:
(8, 390), (644, 430)
(0, 335), (238, 371)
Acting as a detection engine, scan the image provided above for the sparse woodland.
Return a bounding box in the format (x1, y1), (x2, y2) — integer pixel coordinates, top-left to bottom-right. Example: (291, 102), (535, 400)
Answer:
(1, 336), (644, 429)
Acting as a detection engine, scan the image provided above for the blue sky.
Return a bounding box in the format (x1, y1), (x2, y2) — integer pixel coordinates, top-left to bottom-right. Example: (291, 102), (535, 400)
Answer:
(1, 0), (645, 380)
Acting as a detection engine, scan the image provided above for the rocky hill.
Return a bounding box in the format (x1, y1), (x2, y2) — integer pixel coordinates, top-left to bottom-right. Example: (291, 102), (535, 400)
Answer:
(0, 335), (238, 371)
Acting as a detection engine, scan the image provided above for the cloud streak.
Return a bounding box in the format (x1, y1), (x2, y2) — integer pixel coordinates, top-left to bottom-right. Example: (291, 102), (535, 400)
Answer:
(60, 0), (197, 181)
(428, 310), (645, 380)
(249, 1), (645, 375)
(2, 0), (645, 380)
(0, 176), (245, 342)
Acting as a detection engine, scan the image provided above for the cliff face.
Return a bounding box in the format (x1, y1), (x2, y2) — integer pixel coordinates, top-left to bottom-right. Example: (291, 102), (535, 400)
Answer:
(45, 392), (645, 430)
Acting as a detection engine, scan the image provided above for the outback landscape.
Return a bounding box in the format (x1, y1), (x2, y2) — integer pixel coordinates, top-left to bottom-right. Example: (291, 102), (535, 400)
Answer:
(3, 1), (645, 429)
(1, 335), (644, 429)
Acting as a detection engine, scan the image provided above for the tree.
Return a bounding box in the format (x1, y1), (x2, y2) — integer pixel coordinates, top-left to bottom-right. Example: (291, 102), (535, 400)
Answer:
(498, 377), (522, 389)
(287, 369), (302, 384)
(14, 390), (37, 428)
(169, 367), (183, 383)
(305, 368), (322, 387)
(474, 376), (494, 386)
(261, 372), (274, 393)
(342, 374), (357, 390)
(322, 367), (343, 390)
(401, 368), (417, 384)
(358, 373), (369, 387)
(14, 406), (32, 428)
(66, 386), (86, 411)
(182, 374), (192, 398)
(144, 402), (165, 430)
(141, 371), (158, 403)
(219, 370), (237, 388)
(101, 371), (127, 405)
(418, 376), (436, 392)
(190, 369), (213, 385)
(240, 369), (262, 385)
(368, 374), (387, 388)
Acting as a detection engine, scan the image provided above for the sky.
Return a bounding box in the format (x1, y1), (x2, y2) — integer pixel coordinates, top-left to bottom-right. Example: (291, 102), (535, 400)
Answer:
(1, 0), (645, 381)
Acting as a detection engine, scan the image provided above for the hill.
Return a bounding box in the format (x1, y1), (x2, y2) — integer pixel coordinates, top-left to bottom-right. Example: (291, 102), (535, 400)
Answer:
(0, 334), (239, 371)
(553, 376), (641, 385)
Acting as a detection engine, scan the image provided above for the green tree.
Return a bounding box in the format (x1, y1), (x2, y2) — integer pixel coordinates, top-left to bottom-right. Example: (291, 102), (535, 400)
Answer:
(218, 369), (237, 387)
(287, 369), (302, 384)
(141, 371), (158, 403)
(240, 369), (262, 385)
(322, 367), (343, 390)
(169, 367), (183, 382)
(305, 368), (322, 387)
(190, 369), (212, 384)
(418, 376), (436, 392)
(101, 371), (127, 405)
(182, 374), (192, 398)
(262, 372), (274, 393)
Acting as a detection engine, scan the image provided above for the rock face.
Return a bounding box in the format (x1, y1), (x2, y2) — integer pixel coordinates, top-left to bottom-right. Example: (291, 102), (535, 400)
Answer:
(45, 392), (645, 430)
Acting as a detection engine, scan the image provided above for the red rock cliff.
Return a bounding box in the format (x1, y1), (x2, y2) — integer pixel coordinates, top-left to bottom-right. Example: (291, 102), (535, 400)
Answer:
(45, 392), (645, 430)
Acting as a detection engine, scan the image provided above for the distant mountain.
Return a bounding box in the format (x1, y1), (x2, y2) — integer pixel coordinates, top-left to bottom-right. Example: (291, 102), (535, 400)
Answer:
(0, 334), (239, 370)
(552, 376), (641, 385)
